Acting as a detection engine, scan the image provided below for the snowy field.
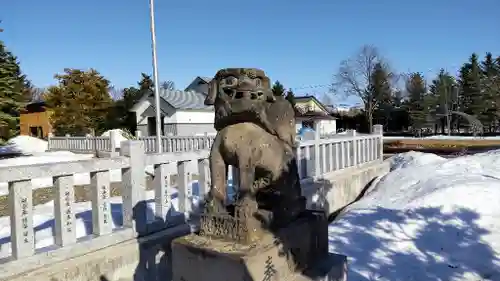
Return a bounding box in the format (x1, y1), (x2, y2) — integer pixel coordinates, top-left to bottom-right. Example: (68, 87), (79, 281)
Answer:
(1, 135), (500, 279)
(0, 187), (203, 260)
(328, 150), (500, 281)
(0, 132), (148, 196)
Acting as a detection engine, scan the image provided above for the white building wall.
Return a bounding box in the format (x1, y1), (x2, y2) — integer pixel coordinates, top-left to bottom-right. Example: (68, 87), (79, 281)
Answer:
(318, 120), (337, 135)
(167, 111), (214, 124)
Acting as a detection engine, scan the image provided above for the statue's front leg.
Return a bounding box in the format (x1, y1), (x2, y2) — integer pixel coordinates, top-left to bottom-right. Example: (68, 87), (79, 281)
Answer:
(237, 159), (256, 199)
(207, 138), (227, 213)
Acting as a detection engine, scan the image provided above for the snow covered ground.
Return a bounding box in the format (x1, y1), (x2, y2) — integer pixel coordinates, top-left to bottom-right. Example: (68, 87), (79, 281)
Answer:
(329, 150), (500, 281)
(0, 135), (48, 155)
(100, 129), (129, 148)
(0, 151), (123, 196)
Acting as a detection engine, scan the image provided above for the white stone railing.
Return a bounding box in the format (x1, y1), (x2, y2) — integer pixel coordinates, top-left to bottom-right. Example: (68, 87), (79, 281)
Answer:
(139, 135), (216, 154)
(48, 134), (112, 153)
(0, 141), (213, 278)
(1, 125), (383, 276)
(47, 131), (216, 155)
(297, 125), (383, 179)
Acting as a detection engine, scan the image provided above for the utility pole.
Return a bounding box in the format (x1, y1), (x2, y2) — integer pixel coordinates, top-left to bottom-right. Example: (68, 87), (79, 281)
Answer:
(148, 0), (163, 153)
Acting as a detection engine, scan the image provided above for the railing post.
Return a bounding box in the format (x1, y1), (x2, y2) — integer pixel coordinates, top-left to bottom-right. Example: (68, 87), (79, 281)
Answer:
(313, 121), (321, 178)
(9, 180), (35, 259)
(198, 158), (210, 197)
(135, 130), (142, 139)
(178, 159), (194, 218)
(65, 134), (70, 150)
(120, 140), (147, 234)
(154, 162), (175, 221)
(204, 132), (209, 150)
(346, 130), (356, 166)
(47, 132), (53, 151)
(109, 130), (117, 154)
(372, 124), (384, 161)
(90, 171), (113, 236)
(54, 175), (76, 246)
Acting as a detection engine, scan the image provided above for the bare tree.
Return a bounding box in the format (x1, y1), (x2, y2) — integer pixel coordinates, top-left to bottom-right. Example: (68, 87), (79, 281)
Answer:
(331, 45), (394, 131)
(108, 86), (123, 100)
(161, 80), (175, 91)
(31, 87), (45, 101)
(320, 93), (333, 106)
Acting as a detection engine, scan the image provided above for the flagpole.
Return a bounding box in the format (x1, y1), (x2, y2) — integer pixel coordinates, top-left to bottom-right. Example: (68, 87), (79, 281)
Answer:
(149, 0), (163, 153)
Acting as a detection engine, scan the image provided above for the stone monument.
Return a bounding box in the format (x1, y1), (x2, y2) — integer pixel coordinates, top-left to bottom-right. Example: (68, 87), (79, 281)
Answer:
(171, 68), (347, 280)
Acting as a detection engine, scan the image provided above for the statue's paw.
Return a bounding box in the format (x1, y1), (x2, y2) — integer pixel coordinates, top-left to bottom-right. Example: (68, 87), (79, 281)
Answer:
(205, 198), (227, 214)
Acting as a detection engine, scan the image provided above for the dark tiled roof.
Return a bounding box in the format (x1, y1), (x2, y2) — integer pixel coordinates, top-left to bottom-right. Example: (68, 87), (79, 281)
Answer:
(158, 89), (212, 110)
(199, 77), (212, 83)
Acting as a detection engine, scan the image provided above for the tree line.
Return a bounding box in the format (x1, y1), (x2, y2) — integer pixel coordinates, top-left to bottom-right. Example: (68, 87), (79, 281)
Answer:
(2, 23), (498, 141)
(331, 45), (500, 135)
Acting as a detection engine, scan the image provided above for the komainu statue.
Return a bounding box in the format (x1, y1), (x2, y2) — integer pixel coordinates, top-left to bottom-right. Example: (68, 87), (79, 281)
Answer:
(170, 68), (337, 281)
(202, 68), (305, 239)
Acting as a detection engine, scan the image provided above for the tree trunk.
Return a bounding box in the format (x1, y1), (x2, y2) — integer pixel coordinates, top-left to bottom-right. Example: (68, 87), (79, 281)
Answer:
(367, 112), (373, 133)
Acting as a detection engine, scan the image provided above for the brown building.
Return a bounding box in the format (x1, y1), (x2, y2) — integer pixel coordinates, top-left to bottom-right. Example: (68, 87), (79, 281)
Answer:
(20, 101), (52, 139)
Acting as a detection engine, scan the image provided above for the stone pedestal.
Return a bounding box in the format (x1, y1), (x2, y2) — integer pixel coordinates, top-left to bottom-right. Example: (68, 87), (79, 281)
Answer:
(172, 211), (347, 281)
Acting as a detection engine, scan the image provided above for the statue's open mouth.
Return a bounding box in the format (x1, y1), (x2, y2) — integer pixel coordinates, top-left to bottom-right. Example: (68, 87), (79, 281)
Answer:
(223, 88), (266, 100)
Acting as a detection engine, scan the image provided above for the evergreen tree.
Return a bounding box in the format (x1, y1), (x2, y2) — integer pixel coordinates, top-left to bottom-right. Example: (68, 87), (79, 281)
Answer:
(481, 52), (497, 76)
(285, 88), (296, 106)
(138, 73), (154, 94)
(459, 53), (484, 119)
(367, 63), (392, 129)
(107, 74), (155, 133)
(429, 69), (456, 133)
(405, 72), (429, 130)
(480, 53), (500, 127)
(44, 68), (113, 135)
(0, 37), (30, 140)
(271, 81), (285, 96)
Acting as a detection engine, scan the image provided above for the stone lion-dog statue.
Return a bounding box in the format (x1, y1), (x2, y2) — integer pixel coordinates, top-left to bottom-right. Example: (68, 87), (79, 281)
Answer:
(203, 68), (305, 227)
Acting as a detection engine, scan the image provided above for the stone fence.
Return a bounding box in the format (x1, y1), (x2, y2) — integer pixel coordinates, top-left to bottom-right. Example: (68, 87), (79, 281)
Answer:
(47, 129), (381, 157)
(47, 132), (215, 155)
(0, 125), (384, 280)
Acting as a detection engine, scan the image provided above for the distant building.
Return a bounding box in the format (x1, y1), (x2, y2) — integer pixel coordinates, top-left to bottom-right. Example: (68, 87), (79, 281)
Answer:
(133, 77), (339, 137)
(184, 76), (212, 95)
(20, 101), (52, 139)
(130, 89), (216, 137)
(293, 96), (337, 135)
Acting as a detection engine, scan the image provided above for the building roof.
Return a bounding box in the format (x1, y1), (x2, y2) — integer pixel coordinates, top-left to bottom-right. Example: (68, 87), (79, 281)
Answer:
(157, 89), (212, 110)
(294, 95), (330, 113)
(294, 106), (336, 120)
(198, 77), (212, 83)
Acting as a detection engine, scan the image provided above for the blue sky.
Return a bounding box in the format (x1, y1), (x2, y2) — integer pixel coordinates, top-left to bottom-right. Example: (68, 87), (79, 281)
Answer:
(2, 0), (499, 105)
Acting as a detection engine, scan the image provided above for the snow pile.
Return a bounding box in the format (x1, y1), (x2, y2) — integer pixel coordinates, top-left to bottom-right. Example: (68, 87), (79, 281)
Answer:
(0, 151), (99, 196)
(329, 150), (500, 281)
(101, 129), (129, 148)
(0, 136), (48, 155)
(388, 150), (446, 171)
